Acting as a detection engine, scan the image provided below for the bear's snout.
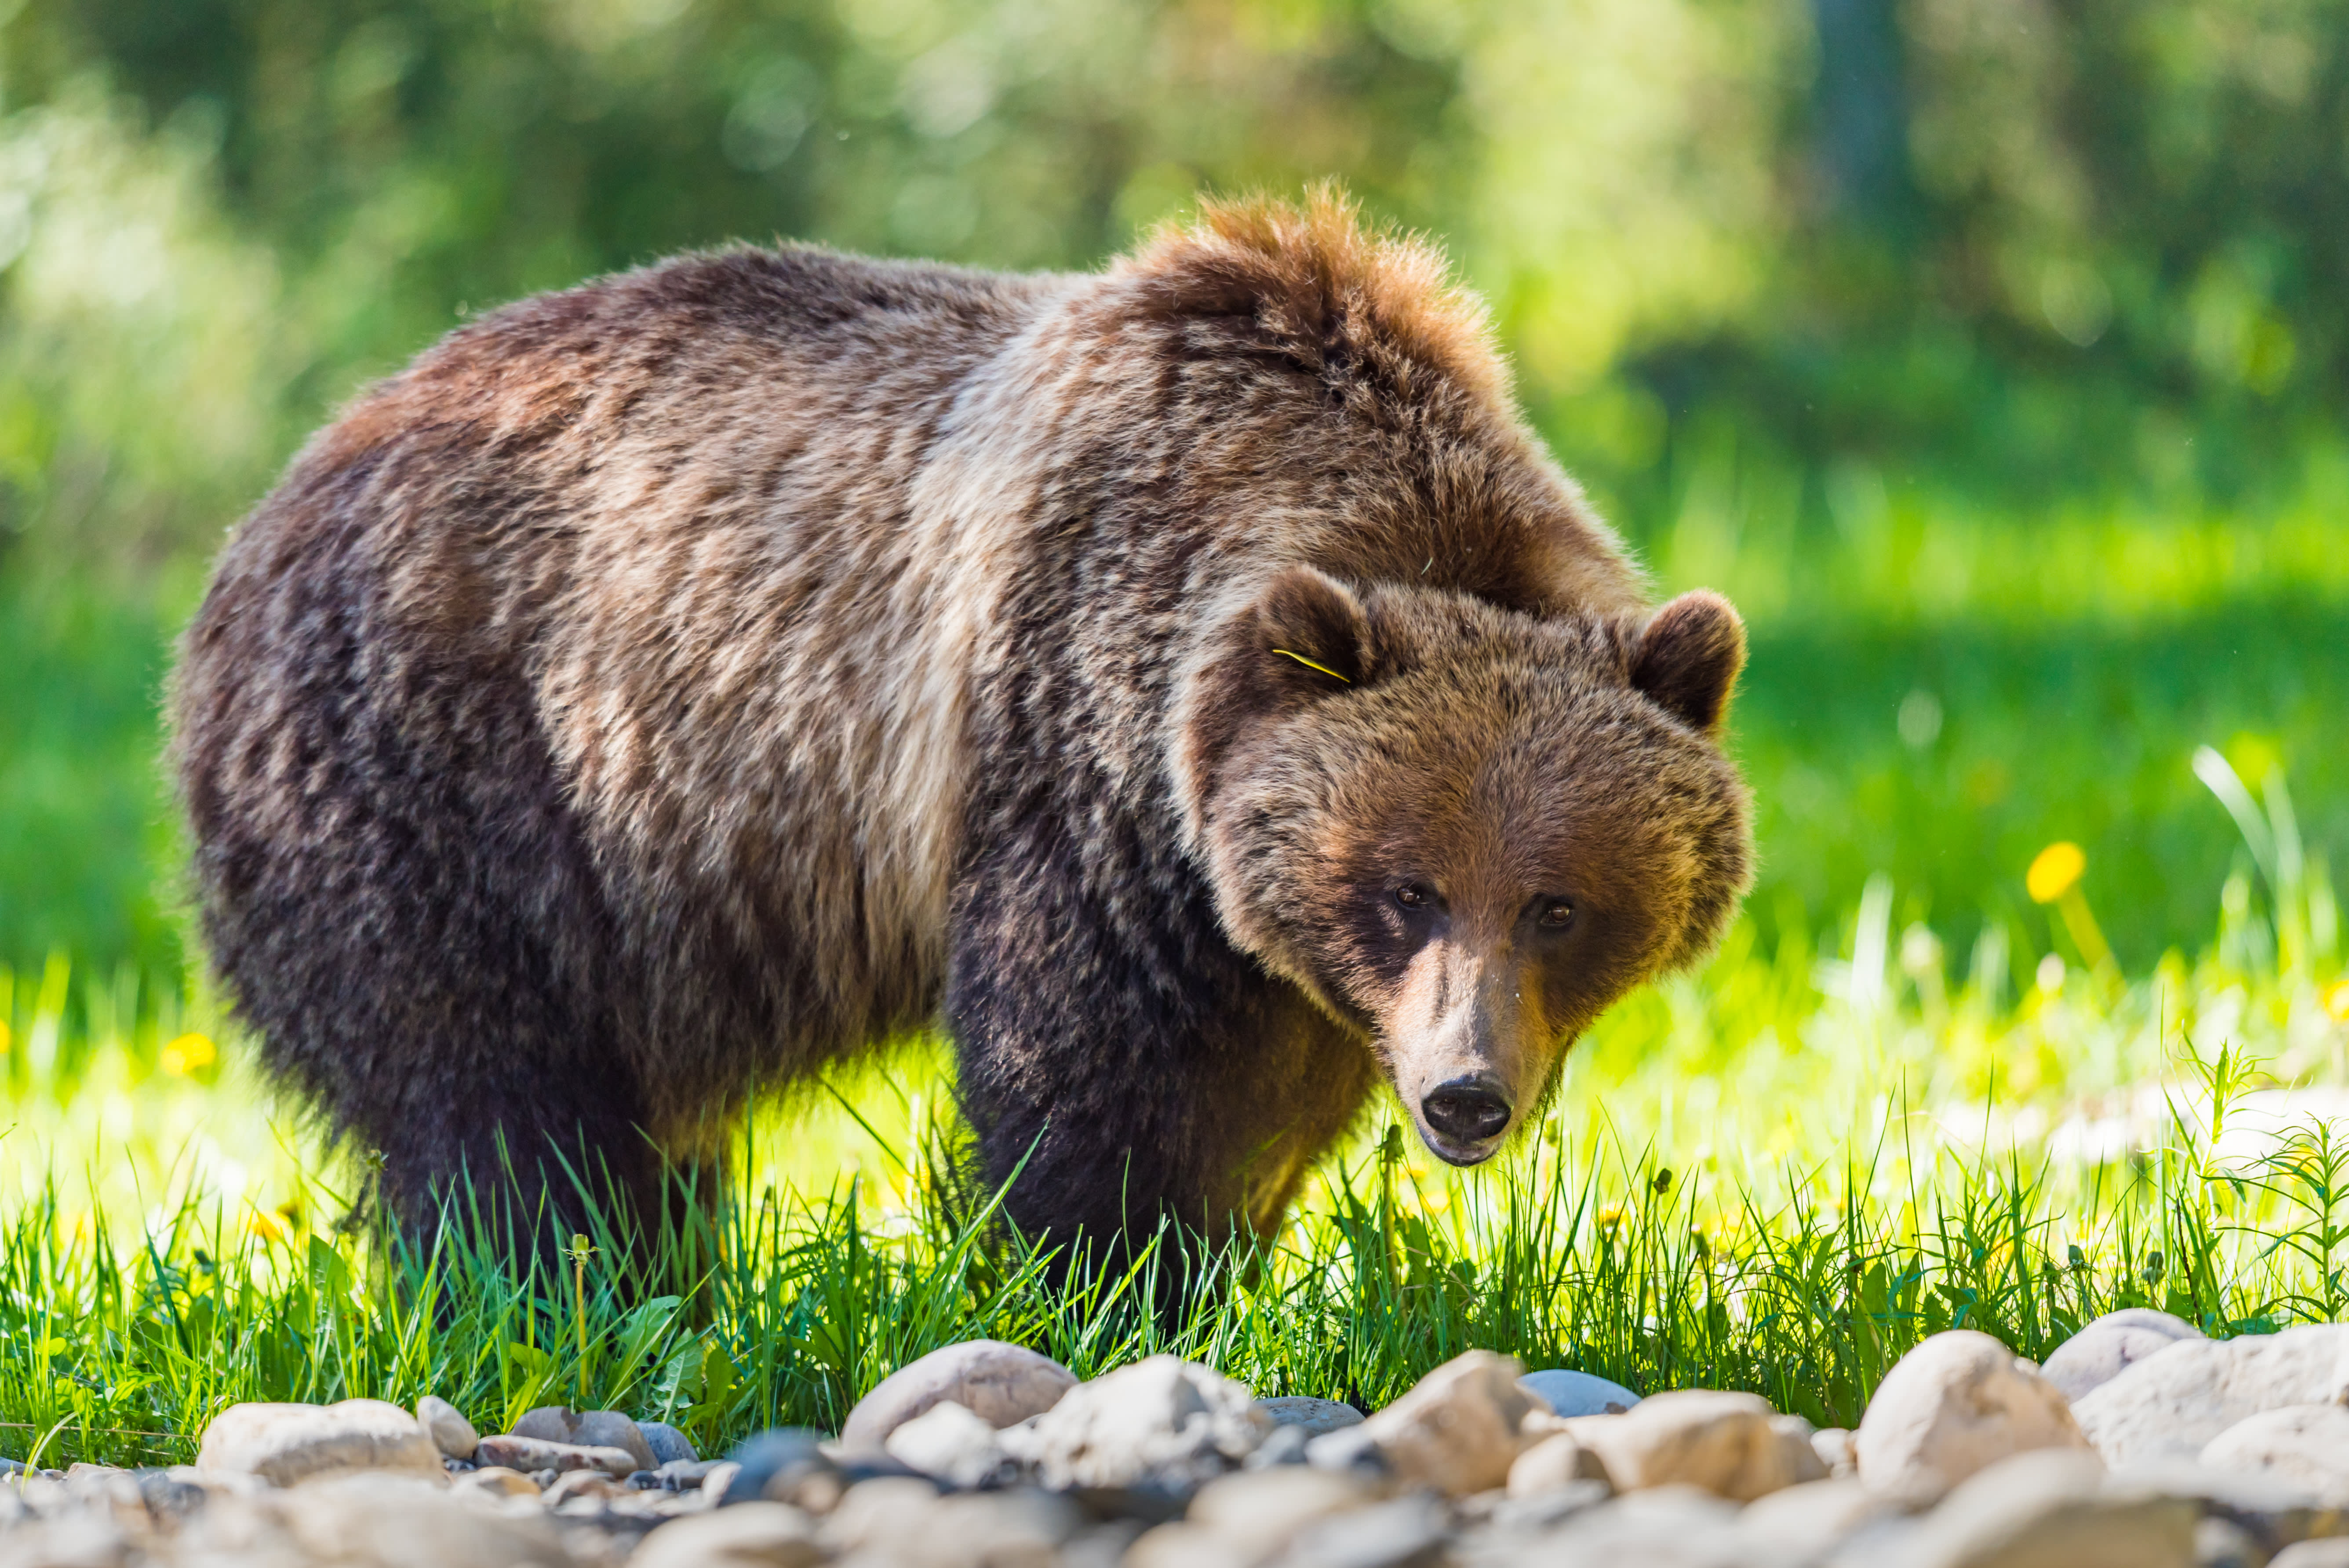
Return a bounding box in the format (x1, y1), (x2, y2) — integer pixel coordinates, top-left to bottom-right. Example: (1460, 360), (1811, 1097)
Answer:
(1420, 1073), (1512, 1162)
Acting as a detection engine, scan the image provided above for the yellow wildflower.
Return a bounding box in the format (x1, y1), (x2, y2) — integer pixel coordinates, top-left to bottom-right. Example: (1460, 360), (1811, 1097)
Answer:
(2027, 842), (2087, 904)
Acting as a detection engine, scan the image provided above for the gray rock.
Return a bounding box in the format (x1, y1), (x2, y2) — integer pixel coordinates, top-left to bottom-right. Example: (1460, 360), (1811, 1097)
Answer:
(639, 1421), (699, 1466)
(1344, 1350), (1537, 1497)
(840, 1340), (1078, 1451)
(1282, 1492), (1448, 1568)
(571, 1410), (657, 1474)
(1854, 1330), (2090, 1506)
(2200, 1404), (2349, 1502)
(1254, 1398), (1364, 1438)
(884, 1400), (1015, 1490)
(2039, 1309), (2205, 1404)
(416, 1395), (479, 1461)
(1521, 1368), (1643, 1417)
(1018, 1356), (1269, 1494)
(473, 1433), (643, 1479)
(507, 1405), (576, 1443)
(2073, 1323), (2349, 1466)
(723, 1429), (840, 1510)
(1897, 1448), (2194, 1568)
(194, 1399), (442, 1486)
(632, 1501), (824, 1568)
(1569, 1389), (1825, 1502)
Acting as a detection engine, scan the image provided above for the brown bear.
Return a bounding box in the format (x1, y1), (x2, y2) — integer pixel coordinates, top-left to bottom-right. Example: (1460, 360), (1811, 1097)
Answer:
(171, 190), (1751, 1268)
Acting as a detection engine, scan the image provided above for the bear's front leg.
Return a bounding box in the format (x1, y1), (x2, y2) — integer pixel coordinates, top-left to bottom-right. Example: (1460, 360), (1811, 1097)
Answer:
(946, 826), (1373, 1286)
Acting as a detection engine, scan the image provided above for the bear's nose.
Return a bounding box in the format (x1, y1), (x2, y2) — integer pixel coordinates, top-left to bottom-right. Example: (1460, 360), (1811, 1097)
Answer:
(1421, 1073), (1512, 1147)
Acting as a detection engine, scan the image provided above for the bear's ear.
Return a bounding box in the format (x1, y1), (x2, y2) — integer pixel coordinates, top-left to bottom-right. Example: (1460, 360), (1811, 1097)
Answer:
(1254, 565), (1379, 691)
(1630, 590), (1745, 735)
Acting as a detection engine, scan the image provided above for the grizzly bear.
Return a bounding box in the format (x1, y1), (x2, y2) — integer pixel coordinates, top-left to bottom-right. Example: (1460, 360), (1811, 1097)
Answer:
(172, 191), (1751, 1267)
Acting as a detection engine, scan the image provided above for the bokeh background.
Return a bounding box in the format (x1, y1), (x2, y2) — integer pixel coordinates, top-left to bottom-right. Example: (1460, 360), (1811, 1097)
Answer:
(1, 0), (2343, 992)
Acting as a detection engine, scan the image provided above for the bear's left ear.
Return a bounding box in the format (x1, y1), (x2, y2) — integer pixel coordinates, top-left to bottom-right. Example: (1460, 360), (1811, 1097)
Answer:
(1631, 590), (1745, 735)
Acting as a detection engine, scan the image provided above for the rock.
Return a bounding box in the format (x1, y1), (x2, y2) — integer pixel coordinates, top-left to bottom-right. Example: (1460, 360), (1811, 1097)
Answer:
(1186, 1466), (1373, 1554)
(1254, 1398), (1364, 1438)
(2106, 1459), (2349, 1561)
(571, 1411), (658, 1474)
(819, 1476), (943, 1553)
(1811, 1426), (1857, 1478)
(1507, 1432), (1610, 1498)
(1502, 1485), (1746, 1566)
(473, 1434), (642, 1479)
(725, 1430), (844, 1511)
(416, 1396), (479, 1462)
(639, 1421), (698, 1466)
(2200, 1404), (2349, 1502)
(267, 1471), (571, 1568)
(195, 1399), (443, 1486)
(632, 1502), (824, 1568)
(1019, 1356), (1268, 1494)
(0, 1514), (134, 1568)
(1854, 1330), (2090, 1505)
(819, 1481), (1078, 1568)
(543, 1467), (629, 1506)
(632, 1459), (725, 1492)
(2073, 1324), (2349, 1466)
(508, 1406), (576, 1443)
(1283, 1492), (1449, 1568)
(886, 1400), (1015, 1490)
(2275, 1543), (2349, 1567)
(1737, 1476), (1901, 1558)
(840, 1341), (1078, 1451)
(1568, 1389), (1825, 1501)
(2039, 1310), (2206, 1404)
(1897, 1448), (2194, 1568)
(454, 1466), (541, 1498)
(1341, 1350), (1537, 1497)
(1521, 1368), (1643, 1417)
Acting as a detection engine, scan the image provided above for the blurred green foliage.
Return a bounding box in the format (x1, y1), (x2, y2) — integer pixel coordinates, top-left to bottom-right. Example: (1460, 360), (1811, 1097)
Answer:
(0, 0), (2342, 975)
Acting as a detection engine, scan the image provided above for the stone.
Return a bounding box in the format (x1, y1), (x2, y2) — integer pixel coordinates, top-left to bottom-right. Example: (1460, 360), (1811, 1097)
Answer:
(415, 1396), (478, 1462)
(1737, 1477), (1901, 1560)
(2072, 1324), (2349, 1466)
(2105, 1459), (2349, 1560)
(268, 1471), (571, 1568)
(0, 1514), (134, 1568)
(454, 1466), (541, 1498)
(2197, 1517), (2265, 1568)
(725, 1430), (844, 1512)
(1897, 1448), (2194, 1568)
(1254, 1397), (1364, 1438)
(507, 1405), (575, 1443)
(1810, 1426), (1856, 1478)
(2275, 1543), (2349, 1567)
(639, 1421), (698, 1466)
(1521, 1368), (1643, 1418)
(2039, 1309), (2206, 1404)
(818, 1476), (943, 1553)
(1569, 1389), (1825, 1502)
(1854, 1330), (2090, 1506)
(1507, 1432), (1610, 1498)
(1019, 1356), (1269, 1494)
(631, 1502), (824, 1568)
(885, 1399), (1015, 1490)
(840, 1340), (1079, 1451)
(821, 1482), (1078, 1568)
(571, 1411), (657, 1474)
(2200, 1404), (2349, 1502)
(473, 1434), (642, 1479)
(542, 1468), (627, 1506)
(194, 1399), (442, 1486)
(1186, 1466), (1373, 1554)
(1344, 1350), (1538, 1497)
(1283, 1492), (1448, 1568)
(1501, 1485), (1747, 1567)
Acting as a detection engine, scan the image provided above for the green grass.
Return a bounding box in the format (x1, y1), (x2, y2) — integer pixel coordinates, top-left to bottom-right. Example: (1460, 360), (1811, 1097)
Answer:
(1, 758), (2341, 1470)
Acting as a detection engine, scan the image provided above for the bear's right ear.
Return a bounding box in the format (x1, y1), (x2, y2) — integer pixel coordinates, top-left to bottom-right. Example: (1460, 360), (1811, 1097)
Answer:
(1630, 589), (1745, 735)
(1253, 565), (1379, 691)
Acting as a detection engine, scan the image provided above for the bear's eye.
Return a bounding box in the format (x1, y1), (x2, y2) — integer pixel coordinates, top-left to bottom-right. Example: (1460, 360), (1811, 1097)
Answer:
(1538, 899), (1575, 928)
(1395, 884), (1432, 910)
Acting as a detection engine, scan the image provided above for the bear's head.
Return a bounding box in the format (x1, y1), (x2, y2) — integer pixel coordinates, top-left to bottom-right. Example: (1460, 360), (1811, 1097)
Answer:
(1182, 567), (1752, 1167)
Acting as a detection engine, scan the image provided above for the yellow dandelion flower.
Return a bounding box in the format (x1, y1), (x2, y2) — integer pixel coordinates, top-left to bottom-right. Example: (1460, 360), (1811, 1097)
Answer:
(2027, 842), (2087, 905)
(160, 1032), (217, 1075)
(249, 1208), (286, 1243)
(2327, 980), (2349, 1024)
(0, 1019), (9, 1055)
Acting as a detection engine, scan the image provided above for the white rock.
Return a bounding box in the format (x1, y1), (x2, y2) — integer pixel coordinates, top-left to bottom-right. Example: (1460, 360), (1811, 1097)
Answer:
(1569, 1389), (1825, 1502)
(1253, 1397), (1363, 1437)
(1020, 1357), (1267, 1493)
(1738, 1476), (1901, 1558)
(472, 1434), (643, 1478)
(1854, 1330), (2089, 1505)
(1129, 1467), (1373, 1568)
(1507, 1431), (1610, 1498)
(2040, 1310), (2206, 1403)
(266, 1472), (571, 1568)
(1810, 1426), (1856, 1478)
(415, 1396), (478, 1462)
(1344, 1350), (1537, 1497)
(633, 1501), (824, 1568)
(840, 1340), (1078, 1450)
(818, 1476), (942, 1554)
(1897, 1448), (2194, 1568)
(570, 1410), (656, 1474)
(2274, 1542), (2349, 1567)
(2199, 1403), (2349, 1502)
(195, 1399), (442, 1486)
(885, 1400), (1014, 1490)
(1521, 1368), (1642, 1417)
(1280, 1492), (1449, 1568)
(843, 1489), (1081, 1568)
(1522, 1485), (1748, 1566)
(2072, 1323), (2349, 1466)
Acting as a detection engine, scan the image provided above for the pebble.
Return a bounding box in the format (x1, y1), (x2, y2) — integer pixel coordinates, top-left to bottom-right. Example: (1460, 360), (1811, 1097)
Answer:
(454, 1466), (542, 1498)
(473, 1435), (643, 1480)
(1018, 1356), (1268, 1494)
(1253, 1397), (1363, 1438)
(638, 1422), (698, 1466)
(884, 1399), (1015, 1490)
(2072, 1323), (2349, 1466)
(1521, 1368), (1643, 1417)
(1896, 1448), (2196, 1568)
(630, 1500), (823, 1568)
(1336, 1350), (1538, 1497)
(2200, 1404), (2349, 1502)
(2039, 1309), (2205, 1403)
(1569, 1388), (1825, 1501)
(839, 1340), (1078, 1451)
(194, 1399), (443, 1486)
(417, 1395), (480, 1462)
(1854, 1329), (2090, 1506)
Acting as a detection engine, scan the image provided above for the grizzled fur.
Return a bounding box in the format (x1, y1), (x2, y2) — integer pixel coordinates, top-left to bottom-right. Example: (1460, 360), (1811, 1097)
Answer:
(173, 191), (1752, 1257)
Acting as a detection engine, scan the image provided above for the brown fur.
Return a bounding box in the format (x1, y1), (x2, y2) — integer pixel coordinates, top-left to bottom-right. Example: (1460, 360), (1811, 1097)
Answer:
(171, 189), (1751, 1261)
